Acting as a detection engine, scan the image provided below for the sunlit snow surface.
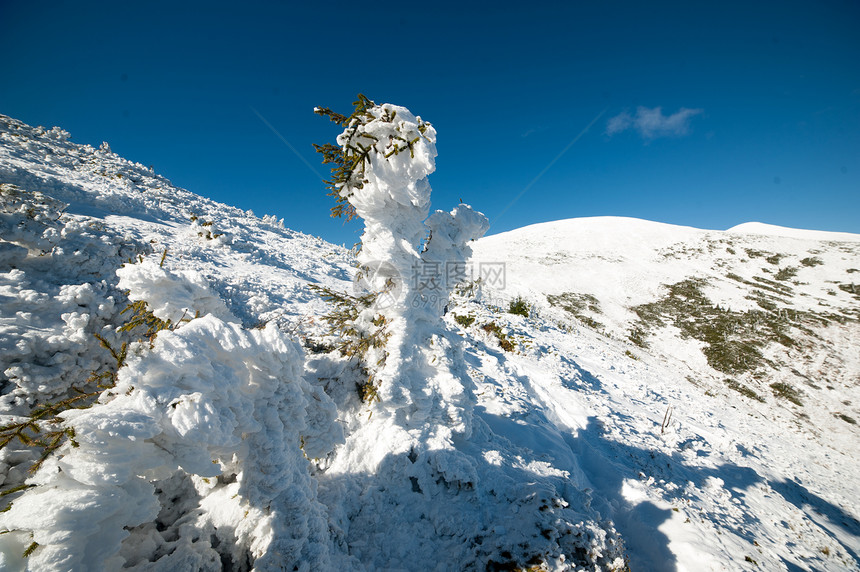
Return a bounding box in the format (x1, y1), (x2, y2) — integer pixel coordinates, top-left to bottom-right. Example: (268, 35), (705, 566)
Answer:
(473, 217), (860, 570)
(1, 114), (858, 571)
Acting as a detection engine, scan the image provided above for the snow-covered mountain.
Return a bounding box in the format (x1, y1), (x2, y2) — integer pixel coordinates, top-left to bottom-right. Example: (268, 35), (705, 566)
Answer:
(1, 113), (858, 571)
(471, 217), (860, 570)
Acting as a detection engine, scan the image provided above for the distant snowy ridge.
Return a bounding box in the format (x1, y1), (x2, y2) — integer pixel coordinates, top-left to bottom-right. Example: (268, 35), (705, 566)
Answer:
(727, 221), (860, 242)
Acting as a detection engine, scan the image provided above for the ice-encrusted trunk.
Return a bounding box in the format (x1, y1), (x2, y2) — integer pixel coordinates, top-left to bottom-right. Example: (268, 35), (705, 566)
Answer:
(330, 102), (488, 449)
(316, 102), (499, 564)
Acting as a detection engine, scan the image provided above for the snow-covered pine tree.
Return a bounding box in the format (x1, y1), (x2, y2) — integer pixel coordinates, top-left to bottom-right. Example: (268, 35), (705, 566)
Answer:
(313, 95), (488, 405)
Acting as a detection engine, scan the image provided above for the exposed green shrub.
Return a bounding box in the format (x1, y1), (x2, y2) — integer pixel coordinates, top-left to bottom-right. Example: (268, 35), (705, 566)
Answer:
(0, 294), (178, 488)
(356, 370), (380, 403)
(774, 266), (798, 281)
(508, 296), (530, 318)
(118, 300), (179, 345)
(750, 294), (778, 312)
(579, 316), (604, 330)
(454, 314), (475, 328)
(313, 93), (432, 221)
(724, 379), (765, 402)
(547, 292), (601, 314)
(547, 292), (604, 329)
(22, 541), (39, 558)
(704, 339), (764, 375)
(729, 272), (794, 298)
(629, 278), (803, 375)
(752, 275), (793, 295)
(628, 327), (649, 349)
(800, 257), (823, 267)
(838, 283), (859, 299)
(482, 322), (514, 352)
(770, 382), (803, 406)
(308, 284), (390, 402)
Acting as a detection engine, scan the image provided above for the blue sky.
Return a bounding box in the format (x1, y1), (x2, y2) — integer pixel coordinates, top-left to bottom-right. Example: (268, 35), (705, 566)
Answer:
(2, 1), (858, 246)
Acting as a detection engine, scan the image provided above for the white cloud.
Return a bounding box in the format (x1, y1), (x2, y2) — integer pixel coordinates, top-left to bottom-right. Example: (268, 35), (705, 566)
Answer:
(606, 112), (634, 136)
(606, 106), (703, 140)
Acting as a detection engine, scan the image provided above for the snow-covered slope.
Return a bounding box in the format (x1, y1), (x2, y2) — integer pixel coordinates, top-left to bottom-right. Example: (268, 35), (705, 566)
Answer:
(1, 114), (858, 571)
(472, 216), (860, 570)
(0, 114), (356, 570)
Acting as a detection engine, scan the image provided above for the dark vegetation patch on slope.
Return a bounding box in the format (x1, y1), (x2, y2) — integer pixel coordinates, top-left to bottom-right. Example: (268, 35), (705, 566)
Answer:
(546, 292), (604, 330)
(626, 278), (848, 376)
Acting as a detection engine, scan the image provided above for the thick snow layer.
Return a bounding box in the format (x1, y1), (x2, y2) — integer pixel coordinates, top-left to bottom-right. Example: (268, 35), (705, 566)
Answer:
(4, 312), (340, 571)
(2, 113), (859, 571)
(116, 259), (235, 324)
